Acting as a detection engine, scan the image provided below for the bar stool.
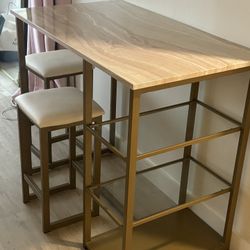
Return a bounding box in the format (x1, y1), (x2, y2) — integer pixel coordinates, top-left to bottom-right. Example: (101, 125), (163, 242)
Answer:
(25, 49), (83, 168)
(16, 87), (104, 233)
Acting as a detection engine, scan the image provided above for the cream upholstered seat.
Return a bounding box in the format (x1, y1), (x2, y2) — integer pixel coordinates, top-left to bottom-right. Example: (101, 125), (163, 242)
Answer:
(25, 49), (83, 78)
(16, 87), (104, 128)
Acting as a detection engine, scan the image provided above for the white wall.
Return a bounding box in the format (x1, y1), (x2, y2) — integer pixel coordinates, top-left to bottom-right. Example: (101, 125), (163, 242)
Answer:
(74, 1), (250, 249)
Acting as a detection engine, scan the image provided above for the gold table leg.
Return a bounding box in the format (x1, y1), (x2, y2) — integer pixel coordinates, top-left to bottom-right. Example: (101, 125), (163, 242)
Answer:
(83, 60), (94, 247)
(110, 77), (117, 146)
(224, 81), (250, 248)
(179, 82), (199, 204)
(122, 90), (141, 250)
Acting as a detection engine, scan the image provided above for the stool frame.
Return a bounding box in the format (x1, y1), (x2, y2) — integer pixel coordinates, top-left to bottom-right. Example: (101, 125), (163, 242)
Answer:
(17, 106), (102, 233)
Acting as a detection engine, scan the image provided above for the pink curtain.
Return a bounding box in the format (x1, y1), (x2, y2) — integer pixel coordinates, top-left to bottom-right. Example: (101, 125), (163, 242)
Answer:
(27, 0), (72, 91)
(12, 0), (71, 100)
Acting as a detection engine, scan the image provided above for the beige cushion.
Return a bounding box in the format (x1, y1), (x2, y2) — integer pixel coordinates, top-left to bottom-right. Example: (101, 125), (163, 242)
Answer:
(15, 87), (104, 128)
(25, 49), (83, 78)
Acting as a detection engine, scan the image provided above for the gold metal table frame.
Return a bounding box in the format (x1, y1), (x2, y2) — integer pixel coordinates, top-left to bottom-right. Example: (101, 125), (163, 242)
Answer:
(12, 1), (250, 250)
(83, 71), (250, 250)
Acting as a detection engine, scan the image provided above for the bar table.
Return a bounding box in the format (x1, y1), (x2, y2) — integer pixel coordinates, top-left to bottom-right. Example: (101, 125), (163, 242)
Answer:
(12, 1), (250, 250)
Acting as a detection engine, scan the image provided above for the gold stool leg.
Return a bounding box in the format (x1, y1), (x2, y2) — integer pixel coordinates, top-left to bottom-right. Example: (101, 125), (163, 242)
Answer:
(44, 77), (53, 169)
(40, 128), (50, 233)
(69, 126), (77, 189)
(47, 132), (53, 169)
(17, 107), (32, 203)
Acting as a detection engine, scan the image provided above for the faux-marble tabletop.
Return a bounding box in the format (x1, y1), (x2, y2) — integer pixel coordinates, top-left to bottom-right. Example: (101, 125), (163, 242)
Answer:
(12, 0), (250, 90)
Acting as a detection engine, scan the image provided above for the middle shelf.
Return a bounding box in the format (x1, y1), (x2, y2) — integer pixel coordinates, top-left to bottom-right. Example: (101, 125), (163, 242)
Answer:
(88, 100), (241, 161)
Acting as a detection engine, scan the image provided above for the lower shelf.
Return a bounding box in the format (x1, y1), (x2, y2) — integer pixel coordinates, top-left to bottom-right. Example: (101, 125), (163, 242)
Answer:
(89, 158), (230, 227)
(87, 209), (226, 250)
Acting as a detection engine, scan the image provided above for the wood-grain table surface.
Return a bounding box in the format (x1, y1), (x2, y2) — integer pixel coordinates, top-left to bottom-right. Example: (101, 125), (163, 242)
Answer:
(12, 0), (250, 91)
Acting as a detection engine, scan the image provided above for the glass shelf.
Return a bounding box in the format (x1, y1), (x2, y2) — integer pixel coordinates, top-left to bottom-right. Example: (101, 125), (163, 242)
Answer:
(89, 101), (241, 160)
(89, 158), (231, 227)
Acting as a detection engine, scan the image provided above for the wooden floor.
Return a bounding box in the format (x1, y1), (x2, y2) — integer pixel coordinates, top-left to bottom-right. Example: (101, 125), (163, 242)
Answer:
(0, 72), (172, 249)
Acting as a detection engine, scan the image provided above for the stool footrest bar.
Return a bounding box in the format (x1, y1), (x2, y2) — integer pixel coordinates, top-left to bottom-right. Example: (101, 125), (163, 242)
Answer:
(72, 160), (83, 176)
(24, 174), (75, 201)
(24, 174), (42, 200)
(50, 129), (83, 144)
(31, 144), (40, 158)
(49, 212), (83, 231)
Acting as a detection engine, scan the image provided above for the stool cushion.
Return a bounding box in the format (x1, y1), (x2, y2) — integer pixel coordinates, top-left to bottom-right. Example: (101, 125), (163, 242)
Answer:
(25, 49), (82, 78)
(15, 87), (104, 128)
